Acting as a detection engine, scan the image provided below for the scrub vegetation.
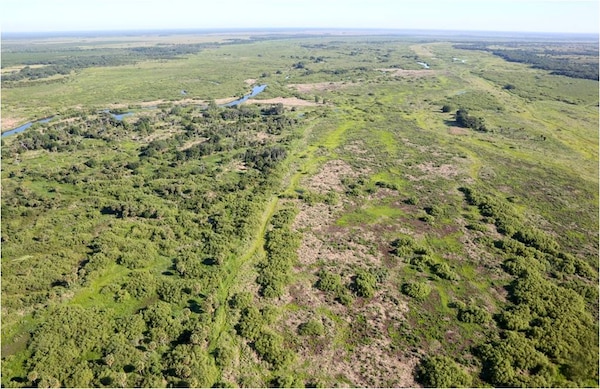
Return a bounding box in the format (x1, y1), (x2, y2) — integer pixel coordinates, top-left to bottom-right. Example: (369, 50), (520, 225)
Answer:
(2, 30), (598, 388)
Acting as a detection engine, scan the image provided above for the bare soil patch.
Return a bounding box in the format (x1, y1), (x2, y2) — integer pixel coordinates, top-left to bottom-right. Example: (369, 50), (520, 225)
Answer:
(178, 137), (208, 151)
(254, 131), (272, 143)
(415, 161), (460, 178)
(377, 68), (437, 78)
(448, 126), (469, 135)
(279, 275), (416, 387)
(302, 159), (358, 194)
(245, 97), (319, 107)
(287, 82), (351, 93)
(2, 116), (26, 132)
(244, 78), (257, 85)
(106, 98), (206, 109)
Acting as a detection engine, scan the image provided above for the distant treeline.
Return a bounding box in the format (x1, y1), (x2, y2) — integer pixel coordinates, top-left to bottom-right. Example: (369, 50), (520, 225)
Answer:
(2, 43), (207, 83)
(454, 43), (599, 80)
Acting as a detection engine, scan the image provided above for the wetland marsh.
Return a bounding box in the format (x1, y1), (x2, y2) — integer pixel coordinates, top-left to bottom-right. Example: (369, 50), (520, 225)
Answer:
(1, 30), (598, 388)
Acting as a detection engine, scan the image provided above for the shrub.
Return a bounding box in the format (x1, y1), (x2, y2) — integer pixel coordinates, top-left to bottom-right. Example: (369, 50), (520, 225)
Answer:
(352, 270), (377, 298)
(253, 331), (293, 368)
(416, 355), (472, 388)
(441, 104), (454, 113)
(229, 292), (253, 310)
(457, 304), (491, 324)
(497, 306), (532, 331)
(425, 205), (443, 217)
(124, 271), (156, 299)
(401, 281), (432, 300)
(391, 236), (415, 257)
(408, 255), (435, 272)
(404, 196), (419, 205)
(297, 319), (325, 336)
(337, 291), (354, 306)
(236, 307), (264, 341)
(432, 263), (459, 281)
(420, 214), (435, 224)
(512, 228), (559, 254)
(315, 270), (342, 293)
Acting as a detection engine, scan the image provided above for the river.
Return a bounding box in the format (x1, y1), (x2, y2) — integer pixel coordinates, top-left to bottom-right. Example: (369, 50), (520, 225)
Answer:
(2, 84), (268, 138)
(222, 84), (267, 107)
(2, 117), (54, 138)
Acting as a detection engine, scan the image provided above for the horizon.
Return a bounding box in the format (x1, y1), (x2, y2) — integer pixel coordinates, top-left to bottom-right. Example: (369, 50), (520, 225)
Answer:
(1, 0), (598, 35)
(2, 27), (598, 40)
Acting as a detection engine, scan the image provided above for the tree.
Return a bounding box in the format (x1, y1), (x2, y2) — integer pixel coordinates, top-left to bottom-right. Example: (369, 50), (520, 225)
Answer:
(455, 108), (487, 132)
(416, 355), (472, 388)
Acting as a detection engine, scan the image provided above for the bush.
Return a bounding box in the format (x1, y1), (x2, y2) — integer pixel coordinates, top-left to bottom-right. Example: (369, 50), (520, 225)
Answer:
(441, 104), (454, 113)
(352, 270), (377, 298)
(315, 269), (342, 293)
(298, 319), (325, 336)
(401, 281), (432, 300)
(416, 355), (472, 388)
(432, 263), (459, 281)
(420, 214), (435, 224)
(337, 291), (354, 306)
(457, 304), (491, 324)
(425, 205), (443, 217)
(236, 307), (264, 341)
(409, 255), (435, 272)
(391, 236), (415, 257)
(512, 228), (559, 254)
(229, 292), (253, 310)
(253, 331), (292, 368)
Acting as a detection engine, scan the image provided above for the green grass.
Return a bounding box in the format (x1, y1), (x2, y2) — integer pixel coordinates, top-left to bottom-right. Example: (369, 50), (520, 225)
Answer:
(2, 33), (598, 388)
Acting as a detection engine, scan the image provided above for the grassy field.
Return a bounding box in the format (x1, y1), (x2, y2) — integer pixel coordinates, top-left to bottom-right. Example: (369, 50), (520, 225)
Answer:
(1, 31), (598, 387)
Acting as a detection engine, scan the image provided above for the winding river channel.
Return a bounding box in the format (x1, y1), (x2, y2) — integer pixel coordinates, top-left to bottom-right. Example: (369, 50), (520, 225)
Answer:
(2, 84), (268, 138)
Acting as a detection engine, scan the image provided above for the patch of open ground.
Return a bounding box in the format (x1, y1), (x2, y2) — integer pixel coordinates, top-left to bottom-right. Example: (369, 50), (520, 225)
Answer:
(279, 274), (415, 387)
(415, 161), (460, 179)
(245, 97), (319, 107)
(448, 126), (470, 135)
(105, 98), (206, 109)
(301, 159), (358, 194)
(178, 137), (208, 151)
(377, 68), (437, 77)
(287, 82), (351, 93)
(1, 64), (49, 74)
(2, 117), (26, 132)
(244, 78), (257, 85)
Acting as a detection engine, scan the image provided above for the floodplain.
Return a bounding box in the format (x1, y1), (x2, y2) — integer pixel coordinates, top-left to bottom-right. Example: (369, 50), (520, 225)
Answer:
(1, 29), (598, 387)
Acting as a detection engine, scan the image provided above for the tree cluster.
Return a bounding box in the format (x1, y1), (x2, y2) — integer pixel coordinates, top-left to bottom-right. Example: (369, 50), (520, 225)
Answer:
(455, 109), (488, 132)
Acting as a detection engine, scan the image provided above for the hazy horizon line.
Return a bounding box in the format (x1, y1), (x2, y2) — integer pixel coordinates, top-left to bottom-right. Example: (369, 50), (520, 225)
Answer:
(2, 27), (598, 39)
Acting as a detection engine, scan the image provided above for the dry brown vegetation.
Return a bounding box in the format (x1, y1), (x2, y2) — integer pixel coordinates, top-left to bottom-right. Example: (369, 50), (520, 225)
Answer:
(245, 97), (319, 107)
(287, 81), (351, 93)
(377, 68), (438, 77)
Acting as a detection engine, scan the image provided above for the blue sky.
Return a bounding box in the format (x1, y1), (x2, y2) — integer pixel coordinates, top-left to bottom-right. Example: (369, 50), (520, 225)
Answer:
(2, 0), (598, 34)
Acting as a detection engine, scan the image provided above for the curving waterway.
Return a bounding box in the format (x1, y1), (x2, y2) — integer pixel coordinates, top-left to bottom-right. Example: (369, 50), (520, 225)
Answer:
(2, 85), (268, 138)
(2, 117), (54, 138)
(222, 84), (267, 107)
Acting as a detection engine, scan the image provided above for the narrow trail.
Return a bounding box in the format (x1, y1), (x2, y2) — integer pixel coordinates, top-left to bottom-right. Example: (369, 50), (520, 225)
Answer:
(208, 196), (279, 347)
(207, 115), (351, 356)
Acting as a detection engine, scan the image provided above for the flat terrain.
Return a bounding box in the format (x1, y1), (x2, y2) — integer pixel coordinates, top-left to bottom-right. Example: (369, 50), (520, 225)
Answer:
(1, 30), (598, 388)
